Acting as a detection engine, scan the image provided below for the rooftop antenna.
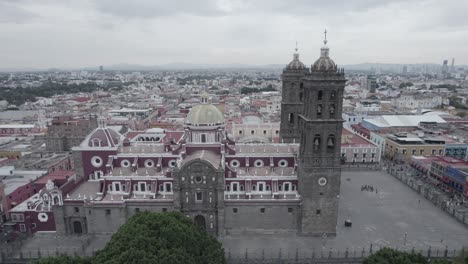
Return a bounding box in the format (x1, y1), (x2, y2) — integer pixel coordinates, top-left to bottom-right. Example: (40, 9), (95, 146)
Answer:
(295, 41), (298, 53)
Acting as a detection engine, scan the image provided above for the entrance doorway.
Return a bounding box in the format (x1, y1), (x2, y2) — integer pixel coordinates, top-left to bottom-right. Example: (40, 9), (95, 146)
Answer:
(194, 215), (206, 230)
(73, 221), (83, 234)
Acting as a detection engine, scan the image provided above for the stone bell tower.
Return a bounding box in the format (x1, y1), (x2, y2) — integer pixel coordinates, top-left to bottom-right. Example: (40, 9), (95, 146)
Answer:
(298, 31), (346, 236)
(280, 43), (309, 143)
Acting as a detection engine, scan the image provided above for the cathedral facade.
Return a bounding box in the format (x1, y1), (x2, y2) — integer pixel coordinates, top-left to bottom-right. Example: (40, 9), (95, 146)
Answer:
(54, 36), (345, 237)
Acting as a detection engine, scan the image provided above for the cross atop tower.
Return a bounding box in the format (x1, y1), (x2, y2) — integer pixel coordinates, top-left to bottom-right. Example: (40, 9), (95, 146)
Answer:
(295, 41), (298, 52)
(324, 29), (328, 45)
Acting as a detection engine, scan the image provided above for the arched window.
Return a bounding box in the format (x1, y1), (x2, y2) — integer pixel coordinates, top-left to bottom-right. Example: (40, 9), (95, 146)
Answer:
(330, 91), (336, 100)
(317, 104), (323, 118)
(318, 90), (323, 101)
(330, 104), (335, 118)
(288, 113), (294, 124)
(327, 135), (335, 150)
(201, 134), (206, 143)
(313, 134), (321, 151)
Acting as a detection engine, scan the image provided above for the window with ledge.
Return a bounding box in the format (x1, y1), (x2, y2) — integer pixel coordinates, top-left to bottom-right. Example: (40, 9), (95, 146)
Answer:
(135, 208), (140, 213)
(113, 182), (121, 192)
(164, 183), (172, 193)
(105, 209), (111, 216)
(288, 208), (293, 213)
(257, 182), (265, 192)
(139, 182), (146, 192)
(233, 208), (238, 214)
(195, 192), (203, 202)
(316, 209), (321, 215)
(283, 182), (291, 192)
(260, 208), (265, 214)
(19, 224), (26, 232)
(74, 207), (79, 213)
(162, 208), (167, 212)
(419, 149), (424, 155)
(231, 182), (239, 192)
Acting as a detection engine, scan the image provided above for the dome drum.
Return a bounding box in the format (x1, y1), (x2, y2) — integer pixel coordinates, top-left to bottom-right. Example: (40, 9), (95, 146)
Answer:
(185, 104), (225, 127)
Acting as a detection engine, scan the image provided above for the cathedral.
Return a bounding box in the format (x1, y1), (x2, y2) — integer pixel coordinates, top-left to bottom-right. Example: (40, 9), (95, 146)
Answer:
(54, 33), (346, 237)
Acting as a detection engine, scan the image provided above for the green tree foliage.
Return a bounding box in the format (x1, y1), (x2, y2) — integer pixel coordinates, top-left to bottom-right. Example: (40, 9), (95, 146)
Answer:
(32, 212), (225, 264)
(240, 86), (276, 94)
(363, 248), (457, 264)
(399, 82), (414, 89)
(449, 96), (468, 110)
(0, 81), (122, 106)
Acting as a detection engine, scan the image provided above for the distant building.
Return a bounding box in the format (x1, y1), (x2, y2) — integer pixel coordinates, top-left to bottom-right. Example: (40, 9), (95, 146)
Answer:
(366, 75), (377, 93)
(410, 156), (468, 198)
(99, 65), (104, 72)
(384, 133), (445, 162)
(45, 115), (98, 152)
(340, 128), (380, 164)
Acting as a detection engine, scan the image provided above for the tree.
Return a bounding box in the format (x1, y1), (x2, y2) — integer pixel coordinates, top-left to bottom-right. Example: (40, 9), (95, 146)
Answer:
(363, 248), (452, 264)
(33, 212), (225, 264)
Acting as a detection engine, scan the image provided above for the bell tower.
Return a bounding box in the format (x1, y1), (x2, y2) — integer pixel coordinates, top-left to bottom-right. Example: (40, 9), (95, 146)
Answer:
(298, 31), (346, 236)
(280, 43), (308, 143)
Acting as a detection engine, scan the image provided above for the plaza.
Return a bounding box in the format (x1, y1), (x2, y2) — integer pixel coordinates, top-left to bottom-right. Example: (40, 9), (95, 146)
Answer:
(221, 169), (468, 258)
(9, 169), (468, 259)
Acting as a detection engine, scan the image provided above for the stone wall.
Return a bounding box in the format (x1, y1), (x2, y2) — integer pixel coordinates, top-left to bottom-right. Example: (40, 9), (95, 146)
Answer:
(223, 202), (300, 235)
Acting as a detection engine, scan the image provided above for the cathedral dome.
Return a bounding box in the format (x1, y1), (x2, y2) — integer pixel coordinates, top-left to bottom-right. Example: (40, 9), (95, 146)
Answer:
(286, 53), (306, 70)
(312, 30), (337, 72)
(312, 45), (337, 72)
(81, 127), (122, 148)
(185, 104), (225, 126)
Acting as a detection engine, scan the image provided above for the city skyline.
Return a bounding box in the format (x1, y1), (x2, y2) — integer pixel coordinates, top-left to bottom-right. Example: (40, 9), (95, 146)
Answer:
(0, 0), (467, 69)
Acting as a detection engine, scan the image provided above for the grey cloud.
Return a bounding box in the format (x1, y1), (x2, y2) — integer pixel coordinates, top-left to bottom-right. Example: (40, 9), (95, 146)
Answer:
(93, 0), (227, 18)
(92, 0), (410, 19)
(0, 1), (38, 23)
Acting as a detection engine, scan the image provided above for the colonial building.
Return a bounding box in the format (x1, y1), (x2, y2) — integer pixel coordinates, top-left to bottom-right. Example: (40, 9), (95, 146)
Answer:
(54, 35), (345, 237)
(45, 115), (98, 152)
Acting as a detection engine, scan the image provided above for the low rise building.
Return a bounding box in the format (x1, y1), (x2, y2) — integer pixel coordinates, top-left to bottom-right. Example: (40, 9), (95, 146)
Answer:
(340, 128), (380, 164)
(384, 133), (445, 162)
(45, 115), (98, 152)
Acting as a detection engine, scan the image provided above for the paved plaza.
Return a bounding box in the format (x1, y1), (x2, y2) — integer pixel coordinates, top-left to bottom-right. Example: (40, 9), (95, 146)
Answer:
(12, 169), (468, 258)
(221, 170), (468, 257)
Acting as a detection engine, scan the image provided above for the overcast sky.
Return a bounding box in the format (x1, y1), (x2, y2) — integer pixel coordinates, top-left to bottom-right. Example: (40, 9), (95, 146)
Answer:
(0, 0), (467, 69)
